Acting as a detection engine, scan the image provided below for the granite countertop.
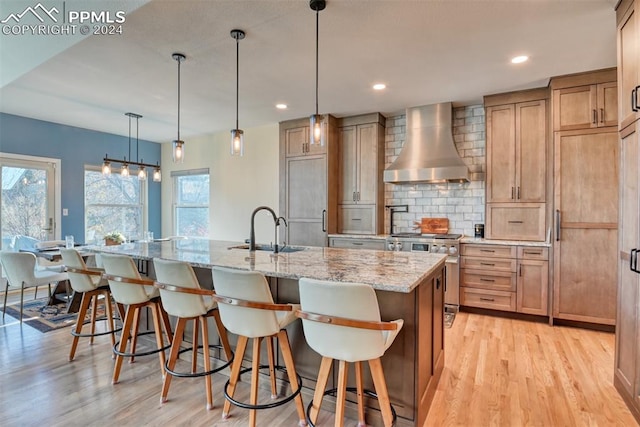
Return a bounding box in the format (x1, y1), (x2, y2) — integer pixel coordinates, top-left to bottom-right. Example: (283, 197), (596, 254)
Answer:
(461, 237), (552, 247)
(87, 239), (447, 293)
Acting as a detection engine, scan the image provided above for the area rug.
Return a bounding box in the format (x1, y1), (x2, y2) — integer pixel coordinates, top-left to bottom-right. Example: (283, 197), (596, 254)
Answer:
(1, 298), (103, 333)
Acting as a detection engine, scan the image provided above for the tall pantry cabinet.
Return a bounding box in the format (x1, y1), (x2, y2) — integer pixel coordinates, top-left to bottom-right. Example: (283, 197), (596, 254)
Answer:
(615, 0), (640, 422)
(279, 116), (338, 247)
(550, 68), (619, 326)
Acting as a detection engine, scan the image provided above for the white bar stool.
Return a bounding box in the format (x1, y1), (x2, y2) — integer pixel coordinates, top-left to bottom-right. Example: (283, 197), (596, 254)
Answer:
(211, 266), (307, 427)
(60, 248), (121, 361)
(100, 253), (173, 384)
(153, 258), (234, 410)
(297, 278), (403, 427)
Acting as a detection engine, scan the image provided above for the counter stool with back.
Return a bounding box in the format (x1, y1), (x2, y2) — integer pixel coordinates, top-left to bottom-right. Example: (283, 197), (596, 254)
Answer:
(211, 266), (307, 427)
(297, 278), (403, 427)
(100, 253), (173, 383)
(60, 248), (121, 361)
(153, 258), (234, 410)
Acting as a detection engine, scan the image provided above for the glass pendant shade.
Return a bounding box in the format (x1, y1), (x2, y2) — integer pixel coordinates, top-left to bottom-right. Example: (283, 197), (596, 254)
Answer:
(138, 166), (147, 180)
(121, 163), (130, 177)
(230, 129), (244, 156)
(173, 140), (184, 163)
(102, 160), (111, 176)
(153, 167), (162, 182)
(310, 113), (326, 146)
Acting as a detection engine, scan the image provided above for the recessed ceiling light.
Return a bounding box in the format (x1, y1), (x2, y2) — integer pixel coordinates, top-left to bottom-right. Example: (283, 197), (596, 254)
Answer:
(373, 83), (386, 90)
(511, 55), (529, 64)
(276, 103), (288, 109)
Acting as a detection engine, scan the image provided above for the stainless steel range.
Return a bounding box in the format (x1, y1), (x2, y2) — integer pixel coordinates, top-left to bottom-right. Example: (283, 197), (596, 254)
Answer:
(385, 233), (461, 311)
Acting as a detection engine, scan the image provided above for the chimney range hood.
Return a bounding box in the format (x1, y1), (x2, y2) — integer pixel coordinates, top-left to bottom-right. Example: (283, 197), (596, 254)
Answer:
(383, 102), (470, 184)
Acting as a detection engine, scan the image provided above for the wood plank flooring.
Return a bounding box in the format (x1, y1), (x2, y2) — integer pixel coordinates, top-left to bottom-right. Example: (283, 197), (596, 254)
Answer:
(0, 292), (637, 426)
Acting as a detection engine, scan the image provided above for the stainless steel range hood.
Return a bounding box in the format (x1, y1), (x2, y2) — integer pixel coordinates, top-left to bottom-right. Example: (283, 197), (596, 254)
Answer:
(384, 102), (470, 184)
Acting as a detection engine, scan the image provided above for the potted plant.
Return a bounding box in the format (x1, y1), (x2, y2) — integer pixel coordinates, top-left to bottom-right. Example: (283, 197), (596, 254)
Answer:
(104, 232), (126, 246)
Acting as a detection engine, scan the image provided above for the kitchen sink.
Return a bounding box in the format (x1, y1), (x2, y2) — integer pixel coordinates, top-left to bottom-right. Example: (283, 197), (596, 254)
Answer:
(227, 244), (305, 253)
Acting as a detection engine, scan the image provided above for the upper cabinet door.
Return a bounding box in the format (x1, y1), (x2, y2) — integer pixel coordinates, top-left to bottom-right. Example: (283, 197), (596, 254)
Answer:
(356, 123), (378, 205)
(285, 126), (309, 157)
(486, 104), (516, 202)
(598, 82), (619, 128)
(338, 126), (358, 204)
(516, 100), (546, 203)
(618, 0), (639, 131)
(553, 83), (617, 131)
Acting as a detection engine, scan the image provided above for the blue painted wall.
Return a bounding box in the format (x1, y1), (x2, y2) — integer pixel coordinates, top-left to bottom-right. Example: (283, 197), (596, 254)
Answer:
(0, 113), (161, 243)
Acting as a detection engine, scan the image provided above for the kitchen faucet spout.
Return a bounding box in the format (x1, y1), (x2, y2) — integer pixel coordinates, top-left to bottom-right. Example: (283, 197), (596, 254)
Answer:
(249, 206), (279, 253)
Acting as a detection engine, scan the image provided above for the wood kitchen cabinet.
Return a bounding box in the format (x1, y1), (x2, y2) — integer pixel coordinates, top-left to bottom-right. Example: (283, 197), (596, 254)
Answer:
(484, 88), (548, 241)
(551, 69), (619, 326)
(328, 236), (386, 250)
(553, 82), (618, 130)
(460, 243), (549, 316)
(337, 113), (385, 235)
(279, 116), (338, 247)
(618, 0), (640, 131)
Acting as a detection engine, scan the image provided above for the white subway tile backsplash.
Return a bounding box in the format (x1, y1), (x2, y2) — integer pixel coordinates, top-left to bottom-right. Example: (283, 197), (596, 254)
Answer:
(383, 105), (486, 236)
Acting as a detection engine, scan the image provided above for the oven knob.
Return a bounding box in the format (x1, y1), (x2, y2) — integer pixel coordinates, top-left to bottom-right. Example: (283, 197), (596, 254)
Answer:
(387, 242), (396, 251)
(448, 246), (458, 255)
(439, 246), (447, 254)
(430, 245), (438, 253)
(396, 241), (403, 251)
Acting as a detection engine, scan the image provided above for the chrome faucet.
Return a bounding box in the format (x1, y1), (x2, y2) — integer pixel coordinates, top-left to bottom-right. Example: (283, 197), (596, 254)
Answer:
(249, 206), (285, 253)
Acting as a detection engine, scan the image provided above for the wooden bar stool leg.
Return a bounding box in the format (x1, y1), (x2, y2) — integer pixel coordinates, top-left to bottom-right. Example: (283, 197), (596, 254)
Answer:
(212, 309), (233, 361)
(335, 360), (348, 427)
(200, 316), (213, 410)
(151, 302), (167, 378)
(277, 330), (307, 426)
(369, 358), (393, 427)
(354, 361), (366, 426)
(249, 337), (262, 427)
(266, 336), (278, 398)
(89, 293), (99, 344)
(309, 356), (333, 425)
(103, 291), (117, 351)
(113, 306), (136, 384)
(69, 292), (92, 361)
(159, 301), (174, 343)
(223, 335), (248, 419)
(129, 307), (142, 363)
(161, 317), (186, 403)
(191, 317), (199, 374)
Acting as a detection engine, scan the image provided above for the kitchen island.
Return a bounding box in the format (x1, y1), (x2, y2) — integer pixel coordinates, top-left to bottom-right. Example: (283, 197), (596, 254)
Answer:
(89, 239), (446, 427)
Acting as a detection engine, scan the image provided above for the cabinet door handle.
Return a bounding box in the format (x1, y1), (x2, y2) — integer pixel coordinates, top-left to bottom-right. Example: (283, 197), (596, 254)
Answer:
(508, 220), (523, 224)
(632, 87), (639, 112)
(351, 218), (362, 221)
(600, 108), (604, 123)
(524, 250), (542, 255)
(592, 109), (597, 124)
(511, 186), (515, 199)
(517, 186), (520, 200)
(480, 278), (495, 282)
(480, 249), (495, 253)
(519, 264), (522, 277)
(556, 209), (561, 241)
(631, 248), (639, 273)
(436, 277), (441, 290)
(322, 209), (326, 232)
(352, 242), (364, 246)
(480, 297), (495, 302)
(353, 191), (356, 202)
(357, 191), (360, 201)
(480, 262), (495, 266)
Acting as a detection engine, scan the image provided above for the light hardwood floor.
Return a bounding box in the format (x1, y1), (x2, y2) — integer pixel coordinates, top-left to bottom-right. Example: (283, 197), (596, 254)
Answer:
(0, 292), (637, 426)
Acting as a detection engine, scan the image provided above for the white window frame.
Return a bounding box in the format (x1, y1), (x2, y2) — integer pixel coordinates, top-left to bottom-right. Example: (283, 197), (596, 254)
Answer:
(171, 168), (210, 238)
(84, 165), (148, 242)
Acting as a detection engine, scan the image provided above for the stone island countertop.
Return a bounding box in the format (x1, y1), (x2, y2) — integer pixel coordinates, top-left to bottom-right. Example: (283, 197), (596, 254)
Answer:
(87, 238), (446, 293)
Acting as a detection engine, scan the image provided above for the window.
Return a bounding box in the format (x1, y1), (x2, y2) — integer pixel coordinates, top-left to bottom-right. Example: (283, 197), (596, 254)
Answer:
(84, 167), (145, 243)
(172, 169), (209, 238)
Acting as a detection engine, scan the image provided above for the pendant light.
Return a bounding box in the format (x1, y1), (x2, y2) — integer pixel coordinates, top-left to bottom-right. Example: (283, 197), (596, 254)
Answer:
(230, 29), (246, 156)
(172, 53), (186, 163)
(102, 112), (161, 181)
(309, 0), (327, 146)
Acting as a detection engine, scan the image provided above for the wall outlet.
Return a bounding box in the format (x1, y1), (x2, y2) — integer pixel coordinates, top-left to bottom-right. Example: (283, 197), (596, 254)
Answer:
(62, 208), (68, 216)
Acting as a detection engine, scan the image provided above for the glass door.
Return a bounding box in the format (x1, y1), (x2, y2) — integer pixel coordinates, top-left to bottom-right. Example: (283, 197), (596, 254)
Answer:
(0, 155), (57, 251)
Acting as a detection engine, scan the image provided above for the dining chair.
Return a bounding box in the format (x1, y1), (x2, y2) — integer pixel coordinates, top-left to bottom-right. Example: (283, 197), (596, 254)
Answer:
(0, 251), (68, 322)
(153, 258), (234, 410)
(100, 253), (173, 384)
(211, 266), (306, 427)
(297, 278), (403, 427)
(60, 248), (121, 361)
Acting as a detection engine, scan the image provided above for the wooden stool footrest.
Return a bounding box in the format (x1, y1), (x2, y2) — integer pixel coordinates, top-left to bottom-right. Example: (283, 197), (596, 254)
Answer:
(113, 330), (171, 358)
(223, 364), (303, 410)
(71, 316), (122, 338)
(164, 345), (234, 378)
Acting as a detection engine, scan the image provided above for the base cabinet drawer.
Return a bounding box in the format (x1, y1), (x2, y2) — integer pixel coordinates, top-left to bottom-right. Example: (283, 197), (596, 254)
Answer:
(328, 237), (385, 250)
(517, 246), (549, 260)
(338, 205), (376, 234)
(461, 287), (516, 312)
(461, 269), (516, 292)
(486, 203), (545, 241)
(460, 256), (516, 272)
(461, 244), (516, 259)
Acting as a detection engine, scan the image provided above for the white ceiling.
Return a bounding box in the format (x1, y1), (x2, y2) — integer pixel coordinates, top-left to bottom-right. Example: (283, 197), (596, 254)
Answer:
(0, 0), (619, 143)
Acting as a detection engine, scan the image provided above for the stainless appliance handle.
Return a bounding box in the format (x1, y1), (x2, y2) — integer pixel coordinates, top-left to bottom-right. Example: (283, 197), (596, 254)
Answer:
(321, 209), (326, 232)
(556, 209), (561, 241)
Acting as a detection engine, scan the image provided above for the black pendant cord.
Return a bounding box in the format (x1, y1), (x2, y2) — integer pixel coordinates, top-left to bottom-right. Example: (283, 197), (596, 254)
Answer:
(136, 116), (140, 163)
(236, 35), (240, 130)
(127, 113), (131, 163)
(177, 58), (181, 142)
(315, 7), (319, 116)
